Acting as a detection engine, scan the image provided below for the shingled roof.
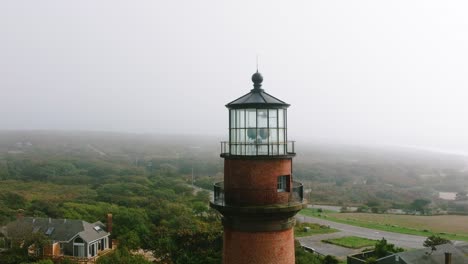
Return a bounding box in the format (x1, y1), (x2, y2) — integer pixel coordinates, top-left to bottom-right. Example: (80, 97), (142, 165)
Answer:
(397, 243), (468, 264)
(2, 217), (109, 243)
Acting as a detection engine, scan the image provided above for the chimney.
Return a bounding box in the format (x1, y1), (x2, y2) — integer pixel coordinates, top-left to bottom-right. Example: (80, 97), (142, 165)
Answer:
(106, 213), (112, 233)
(16, 209), (24, 220)
(445, 252), (452, 264)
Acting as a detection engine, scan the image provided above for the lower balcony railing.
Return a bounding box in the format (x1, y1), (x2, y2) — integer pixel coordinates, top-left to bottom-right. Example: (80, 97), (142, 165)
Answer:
(212, 181), (303, 206)
(220, 141), (296, 156)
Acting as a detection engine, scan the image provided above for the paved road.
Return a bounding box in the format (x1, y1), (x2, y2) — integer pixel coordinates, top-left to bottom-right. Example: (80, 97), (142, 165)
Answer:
(296, 215), (464, 258)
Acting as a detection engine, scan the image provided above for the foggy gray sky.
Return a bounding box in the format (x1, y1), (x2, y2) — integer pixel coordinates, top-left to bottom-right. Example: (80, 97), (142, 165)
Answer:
(2, 1), (468, 154)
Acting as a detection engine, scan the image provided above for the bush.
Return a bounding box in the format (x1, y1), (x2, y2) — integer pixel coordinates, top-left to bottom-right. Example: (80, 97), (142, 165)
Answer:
(34, 260), (54, 264)
(323, 255), (339, 264)
(96, 248), (152, 264)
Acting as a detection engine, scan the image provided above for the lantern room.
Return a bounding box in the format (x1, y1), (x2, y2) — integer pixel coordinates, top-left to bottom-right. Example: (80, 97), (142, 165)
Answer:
(221, 71), (295, 156)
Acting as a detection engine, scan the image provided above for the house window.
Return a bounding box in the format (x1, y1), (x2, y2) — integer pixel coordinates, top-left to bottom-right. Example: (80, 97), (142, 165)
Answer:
(45, 227), (55, 236)
(0, 237), (5, 248)
(73, 245), (85, 258)
(89, 243), (96, 257)
(277, 175), (289, 192)
(73, 237), (85, 258)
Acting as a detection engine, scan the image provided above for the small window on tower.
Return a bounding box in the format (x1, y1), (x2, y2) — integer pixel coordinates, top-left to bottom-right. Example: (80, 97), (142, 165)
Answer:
(277, 175), (289, 192)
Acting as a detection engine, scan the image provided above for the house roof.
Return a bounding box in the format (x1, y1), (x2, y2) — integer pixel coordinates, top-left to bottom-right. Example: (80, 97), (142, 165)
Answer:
(396, 243), (468, 264)
(2, 217), (109, 243)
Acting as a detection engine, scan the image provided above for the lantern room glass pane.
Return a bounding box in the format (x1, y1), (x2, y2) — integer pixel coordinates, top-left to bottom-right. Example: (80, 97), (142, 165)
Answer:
(258, 145), (268, 155)
(232, 144), (238, 155)
(257, 109), (267, 128)
(236, 109), (245, 128)
(278, 109), (285, 128)
(269, 129), (278, 143)
(231, 110), (236, 128)
(231, 144), (237, 155)
(257, 128), (269, 142)
(237, 129), (245, 144)
(230, 128), (246, 153)
(246, 144), (257, 155)
(231, 129), (238, 143)
(247, 128), (256, 142)
(269, 109), (277, 128)
(279, 144), (285, 155)
(246, 109), (256, 128)
(270, 144), (278, 155)
(279, 129), (285, 143)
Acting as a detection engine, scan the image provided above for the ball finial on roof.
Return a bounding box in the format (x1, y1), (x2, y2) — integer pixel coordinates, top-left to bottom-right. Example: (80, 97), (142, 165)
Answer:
(252, 71), (263, 85)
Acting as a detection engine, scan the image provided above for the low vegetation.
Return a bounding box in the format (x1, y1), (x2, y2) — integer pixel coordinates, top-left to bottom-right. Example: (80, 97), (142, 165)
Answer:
(97, 248), (152, 264)
(0, 131), (467, 263)
(0, 134), (224, 264)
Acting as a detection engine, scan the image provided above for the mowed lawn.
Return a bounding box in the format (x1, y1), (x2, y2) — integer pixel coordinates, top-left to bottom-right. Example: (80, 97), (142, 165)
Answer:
(294, 222), (338, 237)
(300, 208), (468, 241)
(332, 213), (468, 237)
(322, 236), (377, 249)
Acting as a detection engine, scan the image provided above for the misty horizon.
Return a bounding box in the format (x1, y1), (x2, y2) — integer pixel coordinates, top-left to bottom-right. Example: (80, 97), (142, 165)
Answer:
(2, 1), (468, 154)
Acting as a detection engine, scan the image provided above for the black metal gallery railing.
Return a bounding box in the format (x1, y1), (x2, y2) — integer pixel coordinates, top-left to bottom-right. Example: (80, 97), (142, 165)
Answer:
(213, 181), (225, 205)
(291, 181), (303, 203)
(212, 181), (303, 206)
(220, 141), (295, 156)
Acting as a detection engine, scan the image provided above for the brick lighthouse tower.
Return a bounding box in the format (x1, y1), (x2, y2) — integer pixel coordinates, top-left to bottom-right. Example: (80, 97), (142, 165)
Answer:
(210, 71), (305, 264)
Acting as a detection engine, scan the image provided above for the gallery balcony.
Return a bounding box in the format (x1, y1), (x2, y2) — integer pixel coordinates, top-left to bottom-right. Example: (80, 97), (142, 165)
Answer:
(220, 141), (296, 158)
(210, 181), (305, 218)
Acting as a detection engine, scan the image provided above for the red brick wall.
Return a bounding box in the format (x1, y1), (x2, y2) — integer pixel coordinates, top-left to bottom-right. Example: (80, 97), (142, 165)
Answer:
(223, 227), (295, 264)
(224, 159), (292, 205)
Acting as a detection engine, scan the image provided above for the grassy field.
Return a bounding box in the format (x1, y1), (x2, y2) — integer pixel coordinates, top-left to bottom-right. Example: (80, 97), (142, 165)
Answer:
(299, 208), (468, 242)
(322, 236), (377, 249)
(294, 222), (338, 237)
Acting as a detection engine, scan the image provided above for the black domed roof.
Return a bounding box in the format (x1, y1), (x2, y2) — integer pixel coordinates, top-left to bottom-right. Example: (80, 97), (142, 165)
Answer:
(226, 72), (289, 109)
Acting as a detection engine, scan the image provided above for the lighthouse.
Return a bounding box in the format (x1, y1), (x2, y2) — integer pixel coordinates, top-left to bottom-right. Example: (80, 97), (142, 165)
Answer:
(210, 71), (305, 264)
